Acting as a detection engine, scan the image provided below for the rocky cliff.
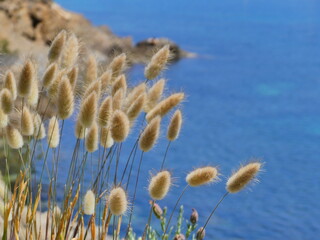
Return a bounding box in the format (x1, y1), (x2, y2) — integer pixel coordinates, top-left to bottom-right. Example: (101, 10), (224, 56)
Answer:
(0, 0), (188, 65)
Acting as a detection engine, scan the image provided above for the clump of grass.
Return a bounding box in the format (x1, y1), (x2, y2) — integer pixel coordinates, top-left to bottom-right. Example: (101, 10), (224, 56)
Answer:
(0, 30), (263, 240)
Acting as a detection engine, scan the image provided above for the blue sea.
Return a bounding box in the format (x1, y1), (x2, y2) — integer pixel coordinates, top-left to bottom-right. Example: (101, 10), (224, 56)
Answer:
(51, 0), (320, 239)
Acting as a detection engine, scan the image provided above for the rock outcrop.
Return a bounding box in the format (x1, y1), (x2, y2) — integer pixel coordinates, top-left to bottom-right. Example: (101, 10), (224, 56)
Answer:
(0, 0), (189, 66)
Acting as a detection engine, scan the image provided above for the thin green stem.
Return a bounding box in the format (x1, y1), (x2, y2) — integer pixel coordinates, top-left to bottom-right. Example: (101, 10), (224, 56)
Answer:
(162, 185), (189, 238)
(200, 192), (229, 236)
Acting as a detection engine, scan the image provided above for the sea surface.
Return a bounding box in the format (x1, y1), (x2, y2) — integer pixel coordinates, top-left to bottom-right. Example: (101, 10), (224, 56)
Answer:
(48, 0), (320, 239)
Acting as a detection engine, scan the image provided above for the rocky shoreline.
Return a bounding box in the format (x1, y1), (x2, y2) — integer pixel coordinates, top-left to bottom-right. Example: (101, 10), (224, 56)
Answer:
(0, 0), (191, 69)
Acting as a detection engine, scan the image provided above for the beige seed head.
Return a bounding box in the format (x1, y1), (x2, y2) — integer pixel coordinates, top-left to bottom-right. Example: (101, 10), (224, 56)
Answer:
(0, 109), (8, 128)
(67, 66), (78, 89)
(99, 70), (112, 92)
(85, 122), (98, 153)
(109, 53), (127, 81)
(21, 107), (34, 136)
(100, 127), (114, 148)
(0, 179), (11, 200)
(18, 60), (35, 97)
(75, 119), (86, 139)
(47, 116), (60, 148)
(112, 74), (127, 96)
(4, 71), (17, 100)
(108, 187), (127, 216)
(144, 45), (170, 80)
(145, 79), (165, 112)
(48, 30), (66, 63)
(61, 33), (79, 69)
(5, 125), (23, 149)
(112, 89), (124, 111)
(27, 76), (39, 107)
(146, 93), (184, 122)
(83, 190), (95, 215)
(126, 93), (146, 121)
(98, 96), (112, 127)
(83, 80), (101, 100)
(186, 167), (219, 187)
(48, 70), (64, 100)
(53, 206), (61, 222)
(78, 92), (97, 128)
(33, 114), (46, 140)
(226, 162), (262, 193)
(57, 77), (74, 119)
(110, 110), (130, 142)
(0, 89), (13, 114)
(124, 83), (146, 111)
(148, 170), (171, 200)
(85, 55), (98, 85)
(42, 63), (57, 88)
(139, 116), (161, 152)
(167, 110), (182, 141)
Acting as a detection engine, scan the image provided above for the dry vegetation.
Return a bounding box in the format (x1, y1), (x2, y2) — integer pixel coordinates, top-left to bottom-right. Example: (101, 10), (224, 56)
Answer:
(0, 30), (262, 240)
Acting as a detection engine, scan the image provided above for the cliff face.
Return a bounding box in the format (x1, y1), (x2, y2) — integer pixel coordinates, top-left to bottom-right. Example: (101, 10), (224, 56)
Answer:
(0, 0), (187, 64)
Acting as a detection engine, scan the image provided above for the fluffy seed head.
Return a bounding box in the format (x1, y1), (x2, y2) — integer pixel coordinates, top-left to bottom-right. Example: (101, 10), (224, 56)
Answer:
(4, 71), (17, 100)
(186, 167), (218, 187)
(109, 53), (127, 81)
(167, 110), (182, 141)
(33, 114), (46, 140)
(124, 83), (146, 110)
(75, 119), (85, 139)
(112, 74), (127, 96)
(100, 127), (114, 148)
(42, 63), (57, 88)
(67, 66), (78, 89)
(27, 76), (39, 107)
(98, 97), (112, 127)
(5, 125), (23, 149)
(126, 93), (146, 121)
(57, 77), (74, 119)
(139, 116), (161, 152)
(110, 110), (130, 142)
(53, 206), (61, 222)
(112, 89), (124, 111)
(47, 116), (60, 148)
(108, 187), (127, 216)
(21, 107), (34, 136)
(85, 55), (98, 85)
(146, 93), (184, 122)
(0, 109), (8, 128)
(0, 89), (13, 114)
(61, 33), (79, 68)
(83, 190), (95, 215)
(226, 162), (262, 193)
(18, 60), (35, 97)
(48, 30), (66, 63)
(83, 80), (101, 100)
(48, 70), (64, 100)
(145, 79), (165, 112)
(148, 170), (171, 200)
(78, 92), (97, 128)
(85, 122), (98, 153)
(99, 70), (112, 92)
(144, 45), (170, 80)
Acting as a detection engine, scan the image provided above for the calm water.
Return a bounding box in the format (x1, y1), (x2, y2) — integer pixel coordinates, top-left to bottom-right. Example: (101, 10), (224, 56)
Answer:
(50, 0), (320, 239)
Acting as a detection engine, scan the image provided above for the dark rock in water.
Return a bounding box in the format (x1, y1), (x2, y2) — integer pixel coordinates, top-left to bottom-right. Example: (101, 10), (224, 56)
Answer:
(133, 38), (188, 63)
(0, 0), (190, 66)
